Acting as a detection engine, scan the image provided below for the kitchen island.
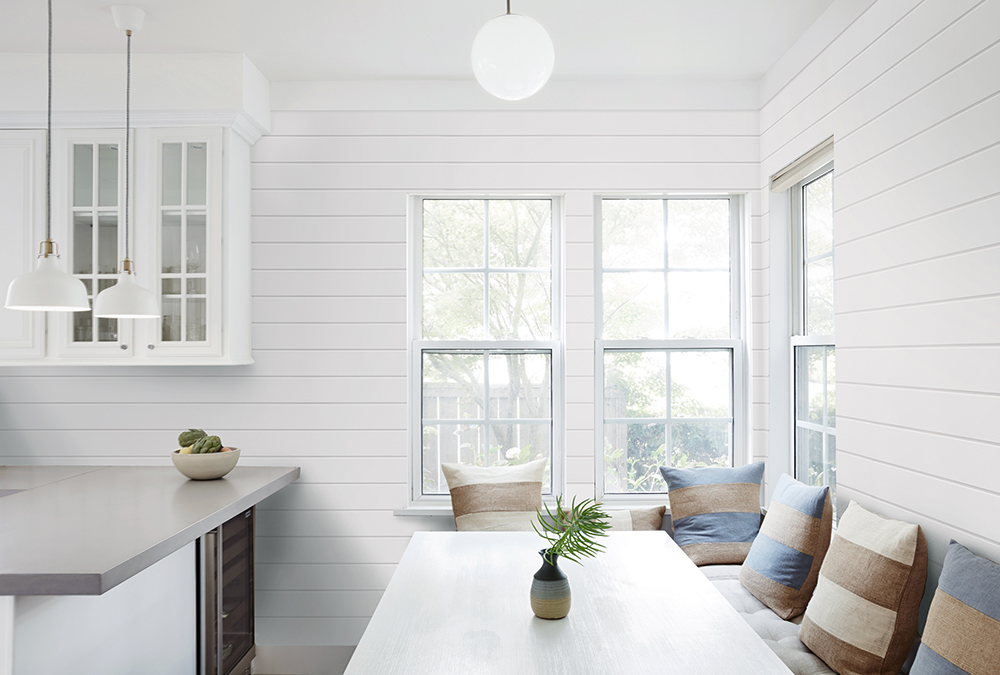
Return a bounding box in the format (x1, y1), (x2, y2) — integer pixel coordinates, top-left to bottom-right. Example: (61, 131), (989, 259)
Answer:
(0, 464), (299, 675)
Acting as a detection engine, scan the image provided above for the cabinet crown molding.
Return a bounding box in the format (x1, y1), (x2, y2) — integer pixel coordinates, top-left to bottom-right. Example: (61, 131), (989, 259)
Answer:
(0, 110), (267, 144)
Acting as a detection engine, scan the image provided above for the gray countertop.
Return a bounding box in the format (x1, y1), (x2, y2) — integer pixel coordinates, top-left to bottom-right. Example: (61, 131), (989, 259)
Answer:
(0, 465), (299, 596)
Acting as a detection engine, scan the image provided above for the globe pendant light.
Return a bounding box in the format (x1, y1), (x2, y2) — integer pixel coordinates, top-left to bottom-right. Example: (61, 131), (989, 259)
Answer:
(4, 0), (90, 312)
(472, 0), (554, 101)
(94, 6), (159, 319)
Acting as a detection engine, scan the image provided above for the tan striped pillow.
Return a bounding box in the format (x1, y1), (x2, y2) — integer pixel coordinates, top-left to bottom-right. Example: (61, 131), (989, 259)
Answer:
(606, 506), (667, 531)
(799, 501), (928, 675)
(442, 459), (546, 531)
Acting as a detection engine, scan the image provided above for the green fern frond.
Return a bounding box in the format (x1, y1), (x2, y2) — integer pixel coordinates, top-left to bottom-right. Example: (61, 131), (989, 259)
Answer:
(533, 496), (611, 565)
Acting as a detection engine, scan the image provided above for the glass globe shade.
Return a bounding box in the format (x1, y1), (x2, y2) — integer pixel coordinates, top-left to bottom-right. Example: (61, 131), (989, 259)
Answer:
(472, 13), (554, 101)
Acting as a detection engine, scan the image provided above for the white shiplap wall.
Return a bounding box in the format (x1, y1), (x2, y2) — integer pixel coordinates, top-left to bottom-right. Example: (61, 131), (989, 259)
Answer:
(761, 0), (1000, 614)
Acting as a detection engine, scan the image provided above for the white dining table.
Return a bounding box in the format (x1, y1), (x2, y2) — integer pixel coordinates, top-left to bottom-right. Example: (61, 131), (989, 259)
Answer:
(344, 531), (793, 675)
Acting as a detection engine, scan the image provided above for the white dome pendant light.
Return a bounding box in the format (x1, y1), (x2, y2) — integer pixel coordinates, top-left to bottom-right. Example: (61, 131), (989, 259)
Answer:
(472, 0), (554, 101)
(94, 6), (159, 319)
(5, 0), (90, 312)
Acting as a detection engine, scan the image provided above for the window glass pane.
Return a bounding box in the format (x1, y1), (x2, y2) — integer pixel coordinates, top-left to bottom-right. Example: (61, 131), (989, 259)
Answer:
(187, 298), (206, 341)
(162, 143), (182, 206)
(805, 172), (833, 258)
(187, 278), (206, 295)
(826, 348), (836, 428)
(97, 144), (118, 207)
(602, 271), (664, 339)
(489, 352), (551, 419)
(422, 352), (485, 421)
(797, 427), (825, 487)
(422, 200), (484, 268)
(186, 142), (207, 206)
(667, 199), (729, 268)
(162, 212), (182, 273)
(603, 351), (666, 419)
(796, 346), (823, 423)
(673, 421), (730, 468)
(422, 273), (484, 340)
(73, 144), (93, 207)
(488, 272), (550, 340)
(97, 214), (118, 274)
(825, 433), (837, 501)
(667, 271), (729, 339)
(187, 213), (206, 273)
(162, 278), (181, 295)
(422, 424), (482, 494)
(162, 297), (181, 342)
(601, 199), (663, 269)
(73, 214), (93, 274)
(806, 257), (834, 335)
(670, 351), (730, 418)
(603, 423), (666, 494)
(488, 199), (550, 269)
(488, 424), (551, 491)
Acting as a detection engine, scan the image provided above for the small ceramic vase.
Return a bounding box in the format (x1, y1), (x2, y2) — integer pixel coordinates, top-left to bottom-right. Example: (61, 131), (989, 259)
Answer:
(530, 549), (571, 619)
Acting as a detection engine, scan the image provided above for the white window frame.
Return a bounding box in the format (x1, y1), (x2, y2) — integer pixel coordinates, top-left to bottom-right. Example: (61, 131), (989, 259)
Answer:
(594, 194), (747, 503)
(407, 195), (565, 507)
(789, 163), (836, 493)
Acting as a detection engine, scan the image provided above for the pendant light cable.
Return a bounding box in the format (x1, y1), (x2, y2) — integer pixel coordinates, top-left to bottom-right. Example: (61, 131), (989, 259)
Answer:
(45, 0), (52, 243)
(125, 30), (131, 262)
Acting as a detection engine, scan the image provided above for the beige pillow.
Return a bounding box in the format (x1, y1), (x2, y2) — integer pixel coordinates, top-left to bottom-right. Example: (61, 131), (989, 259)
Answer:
(606, 506), (667, 531)
(799, 501), (927, 675)
(442, 459), (546, 532)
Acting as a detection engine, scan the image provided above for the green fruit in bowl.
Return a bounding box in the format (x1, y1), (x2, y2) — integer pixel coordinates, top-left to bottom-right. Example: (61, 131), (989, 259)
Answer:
(192, 435), (223, 454)
(178, 429), (207, 446)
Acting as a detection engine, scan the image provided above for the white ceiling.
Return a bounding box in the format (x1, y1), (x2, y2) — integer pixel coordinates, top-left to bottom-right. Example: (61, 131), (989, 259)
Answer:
(1, 0), (835, 82)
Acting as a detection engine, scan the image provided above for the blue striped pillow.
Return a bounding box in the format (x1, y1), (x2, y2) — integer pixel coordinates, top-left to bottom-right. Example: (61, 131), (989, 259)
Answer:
(659, 462), (765, 565)
(739, 474), (832, 619)
(910, 540), (1000, 675)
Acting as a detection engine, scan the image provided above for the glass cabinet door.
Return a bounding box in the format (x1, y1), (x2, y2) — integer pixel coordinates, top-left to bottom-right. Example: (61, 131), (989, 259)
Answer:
(160, 141), (209, 344)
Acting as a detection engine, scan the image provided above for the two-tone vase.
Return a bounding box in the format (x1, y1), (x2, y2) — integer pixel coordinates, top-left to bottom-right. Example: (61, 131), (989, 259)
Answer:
(530, 549), (571, 619)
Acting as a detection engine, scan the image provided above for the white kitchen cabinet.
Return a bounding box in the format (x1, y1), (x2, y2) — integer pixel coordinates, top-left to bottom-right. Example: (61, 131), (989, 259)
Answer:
(0, 126), (251, 366)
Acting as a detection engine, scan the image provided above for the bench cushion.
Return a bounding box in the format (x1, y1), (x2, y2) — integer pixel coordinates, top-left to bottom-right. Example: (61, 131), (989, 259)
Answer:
(741, 474), (833, 619)
(910, 540), (1000, 675)
(659, 462), (765, 565)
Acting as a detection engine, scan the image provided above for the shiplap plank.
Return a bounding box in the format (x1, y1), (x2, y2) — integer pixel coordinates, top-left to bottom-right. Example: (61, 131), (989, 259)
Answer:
(252, 270), (406, 297)
(252, 324), (406, 351)
(259, 484), (407, 512)
(256, 618), (369, 646)
(256, 590), (384, 618)
(837, 297), (1000, 348)
(0, 403), (407, 431)
(252, 216), (405, 244)
(836, 195), (1000, 280)
(268, 110), (760, 138)
(256, 510), (454, 538)
(0, 376), (406, 404)
(837, 383), (999, 444)
(252, 190), (406, 217)
(255, 537), (410, 565)
(246, 350), (408, 377)
(252, 135), (759, 164)
(839, 346), (1000, 394)
(837, 247), (1000, 313)
(253, 243), (406, 270)
(253, 297), (406, 324)
(239, 457), (408, 484)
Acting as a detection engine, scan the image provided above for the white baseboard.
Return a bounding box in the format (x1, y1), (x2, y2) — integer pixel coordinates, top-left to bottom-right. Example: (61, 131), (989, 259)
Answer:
(253, 646), (355, 675)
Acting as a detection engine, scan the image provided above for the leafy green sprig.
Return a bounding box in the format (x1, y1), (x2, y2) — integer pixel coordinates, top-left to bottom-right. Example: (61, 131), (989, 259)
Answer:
(533, 496), (611, 565)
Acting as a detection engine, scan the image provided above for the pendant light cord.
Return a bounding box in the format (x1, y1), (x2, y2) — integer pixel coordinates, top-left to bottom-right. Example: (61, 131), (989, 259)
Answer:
(506, 0), (511, 14)
(45, 0), (52, 242)
(125, 30), (131, 262)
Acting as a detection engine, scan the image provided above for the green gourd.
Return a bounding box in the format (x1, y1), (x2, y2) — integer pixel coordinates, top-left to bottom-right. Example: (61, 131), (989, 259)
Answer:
(178, 428), (207, 447)
(192, 435), (223, 454)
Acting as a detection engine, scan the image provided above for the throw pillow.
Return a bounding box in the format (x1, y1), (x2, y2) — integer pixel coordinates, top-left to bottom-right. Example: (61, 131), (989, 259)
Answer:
(740, 474), (833, 619)
(799, 501), (928, 675)
(910, 540), (1000, 675)
(659, 462), (765, 565)
(442, 459), (546, 532)
(605, 505), (666, 531)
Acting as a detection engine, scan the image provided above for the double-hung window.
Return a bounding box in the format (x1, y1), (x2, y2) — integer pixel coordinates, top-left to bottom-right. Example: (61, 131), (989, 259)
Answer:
(596, 197), (744, 498)
(791, 166), (836, 498)
(410, 198), (562, 504)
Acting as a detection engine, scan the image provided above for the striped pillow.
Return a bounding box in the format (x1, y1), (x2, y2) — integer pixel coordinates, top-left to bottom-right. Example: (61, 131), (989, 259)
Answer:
(799, 501), (928, 675)
(659, 462), (765, 565)
(442, 459), (546, 531)
(606, 505), (666, 531)
(741, 474), (833, 619)
(910, 540), (1000, 675)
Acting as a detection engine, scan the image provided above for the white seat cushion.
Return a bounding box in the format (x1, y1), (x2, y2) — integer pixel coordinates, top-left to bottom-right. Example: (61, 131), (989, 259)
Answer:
(701, 565), (837, 675)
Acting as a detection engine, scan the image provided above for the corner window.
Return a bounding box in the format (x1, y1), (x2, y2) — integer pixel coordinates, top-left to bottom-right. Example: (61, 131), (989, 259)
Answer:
(411, 198), (562, 501)
(596, 197), (743, 497)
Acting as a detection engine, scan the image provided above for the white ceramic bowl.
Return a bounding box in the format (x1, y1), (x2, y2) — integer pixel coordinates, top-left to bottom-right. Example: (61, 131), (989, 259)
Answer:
(171, 447), (240, 480)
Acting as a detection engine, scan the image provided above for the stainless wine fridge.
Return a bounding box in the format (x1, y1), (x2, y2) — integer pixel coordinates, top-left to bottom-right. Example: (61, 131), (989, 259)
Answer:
(198, 507), (255, 675)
